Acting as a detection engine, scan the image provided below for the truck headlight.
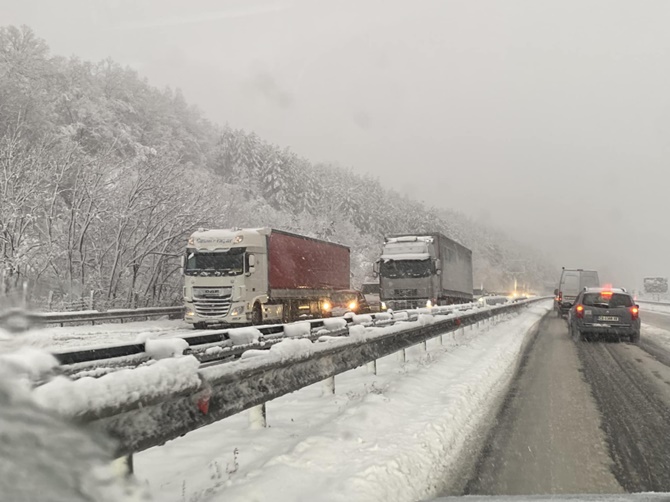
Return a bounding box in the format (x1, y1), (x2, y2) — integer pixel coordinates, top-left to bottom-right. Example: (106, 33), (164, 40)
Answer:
(322, 301), (331, 312)
(186, 310), (195, 317)
(230, 306), (244, 316)
(381, 302), (387, 310)
(426, 300), (432, 308)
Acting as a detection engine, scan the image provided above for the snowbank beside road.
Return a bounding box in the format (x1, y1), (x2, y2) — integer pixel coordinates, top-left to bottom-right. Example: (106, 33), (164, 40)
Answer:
(136, 301), (551, 502)
(639, 301), (670, 315)
(7, 318), (193, 352)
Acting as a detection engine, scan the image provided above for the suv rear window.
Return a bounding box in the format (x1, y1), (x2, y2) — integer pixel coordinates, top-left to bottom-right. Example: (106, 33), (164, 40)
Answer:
(582, 293), (633, 308)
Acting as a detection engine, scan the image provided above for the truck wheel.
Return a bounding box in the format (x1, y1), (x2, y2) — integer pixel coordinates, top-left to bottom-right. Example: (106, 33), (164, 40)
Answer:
(251, 303), (263, 325)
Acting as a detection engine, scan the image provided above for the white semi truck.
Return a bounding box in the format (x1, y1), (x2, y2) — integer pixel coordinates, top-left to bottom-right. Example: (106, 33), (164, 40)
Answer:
(183, 228), (350, 328)
(374, 233), (473, 309)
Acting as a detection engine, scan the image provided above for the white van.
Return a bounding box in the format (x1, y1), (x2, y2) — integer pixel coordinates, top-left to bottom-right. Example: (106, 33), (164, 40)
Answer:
(554, 268), (600, 317)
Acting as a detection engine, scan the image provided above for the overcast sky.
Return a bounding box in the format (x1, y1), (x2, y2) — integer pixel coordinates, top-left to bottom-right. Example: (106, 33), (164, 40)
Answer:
(2, 0), (669, 288)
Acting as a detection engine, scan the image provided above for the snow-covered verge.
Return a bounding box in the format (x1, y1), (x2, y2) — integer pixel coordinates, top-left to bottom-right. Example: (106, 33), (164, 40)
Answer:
(3, 318), (194, 352)
(641, 323), (670, 353)
(638, 300), (670, 315)
(135, 301), (551, 502)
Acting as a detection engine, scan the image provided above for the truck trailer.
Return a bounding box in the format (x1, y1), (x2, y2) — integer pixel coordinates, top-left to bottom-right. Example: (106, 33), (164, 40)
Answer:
(374, 233), (473, 309)
(183, 228), (350, 328)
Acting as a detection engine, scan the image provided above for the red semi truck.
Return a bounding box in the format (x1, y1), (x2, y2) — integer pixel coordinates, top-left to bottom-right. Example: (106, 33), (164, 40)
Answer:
(183, 228), (350, 328)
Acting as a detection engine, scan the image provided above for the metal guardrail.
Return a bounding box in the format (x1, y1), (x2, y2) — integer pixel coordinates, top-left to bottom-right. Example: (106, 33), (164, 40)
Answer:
(637, 299), (670, 307)
(70, 298), (543, 456)
(5, 306), (185, 327)
(52, 304), (479, 369)
(52, 314), (377, 366)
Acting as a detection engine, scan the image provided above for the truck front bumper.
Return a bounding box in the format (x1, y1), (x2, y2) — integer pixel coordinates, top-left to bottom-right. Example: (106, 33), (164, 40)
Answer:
(184, 301), (248, 326)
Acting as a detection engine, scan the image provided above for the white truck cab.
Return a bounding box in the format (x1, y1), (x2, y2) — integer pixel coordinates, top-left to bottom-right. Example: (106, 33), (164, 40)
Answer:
(183, 228), (274, 328)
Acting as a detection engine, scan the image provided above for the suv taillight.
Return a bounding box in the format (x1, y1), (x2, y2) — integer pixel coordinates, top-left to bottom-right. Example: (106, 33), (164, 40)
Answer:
(575, 304), (584, 319)
(630, 306), (639, 321)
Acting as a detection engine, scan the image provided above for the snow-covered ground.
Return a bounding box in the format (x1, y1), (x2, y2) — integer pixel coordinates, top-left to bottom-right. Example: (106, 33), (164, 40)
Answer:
(5, 318), (194, 352)
(134, 301), (551, 502)
(641, 322), (670, 353)
(638, 300), (670, 315)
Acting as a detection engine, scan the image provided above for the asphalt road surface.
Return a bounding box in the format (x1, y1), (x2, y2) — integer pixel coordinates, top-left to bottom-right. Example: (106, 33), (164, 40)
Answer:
(456, 314), (670, 496)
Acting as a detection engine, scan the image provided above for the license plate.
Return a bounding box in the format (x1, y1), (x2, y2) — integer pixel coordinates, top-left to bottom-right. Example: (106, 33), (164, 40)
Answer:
(598, 316), (619, 322)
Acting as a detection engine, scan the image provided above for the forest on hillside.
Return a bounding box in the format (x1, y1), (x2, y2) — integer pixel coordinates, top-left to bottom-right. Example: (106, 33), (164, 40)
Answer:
(0, 25), (555, 310)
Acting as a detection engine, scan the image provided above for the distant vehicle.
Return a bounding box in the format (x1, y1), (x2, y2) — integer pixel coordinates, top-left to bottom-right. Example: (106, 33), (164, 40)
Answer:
(554, 268), (600, 317)
(361, 280), (384, 312)
(325, 290), (371, 317)
(374, 233), (473, 310)
(183, 228), (350, 328)
(478, 295), (509, 306)
(567, 287), (640, 343)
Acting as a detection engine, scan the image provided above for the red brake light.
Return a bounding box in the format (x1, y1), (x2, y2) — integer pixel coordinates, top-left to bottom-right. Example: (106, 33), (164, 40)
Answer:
(576, 304), (585, 318)
(630, 306), (639, 321)
(601, 291), (613, 298)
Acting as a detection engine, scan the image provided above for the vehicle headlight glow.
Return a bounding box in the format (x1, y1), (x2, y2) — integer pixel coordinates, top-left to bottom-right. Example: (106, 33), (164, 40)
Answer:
(230, 306), (244, 316)
(322, 301), (331, 311)
(186, 310), (195, 317)
(381, 302), (387, 310)
(426, 300), (433, 308)
(348, 301), (357, 310)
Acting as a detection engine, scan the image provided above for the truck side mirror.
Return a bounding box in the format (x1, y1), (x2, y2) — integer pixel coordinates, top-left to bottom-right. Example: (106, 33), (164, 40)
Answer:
(180, 255), (185, 274)
(372, 261), (379, 278)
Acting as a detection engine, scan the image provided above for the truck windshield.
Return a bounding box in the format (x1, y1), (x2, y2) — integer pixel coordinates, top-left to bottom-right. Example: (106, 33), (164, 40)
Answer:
(185, 250), (244, 275)
(380, 259), (431, 279)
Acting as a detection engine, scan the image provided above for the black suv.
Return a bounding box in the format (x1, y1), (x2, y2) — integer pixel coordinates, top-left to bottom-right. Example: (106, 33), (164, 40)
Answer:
(567, 287), (640, 343)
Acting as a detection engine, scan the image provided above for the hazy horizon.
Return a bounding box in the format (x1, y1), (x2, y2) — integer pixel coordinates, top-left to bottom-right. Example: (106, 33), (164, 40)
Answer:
(3, 0), (669, 290)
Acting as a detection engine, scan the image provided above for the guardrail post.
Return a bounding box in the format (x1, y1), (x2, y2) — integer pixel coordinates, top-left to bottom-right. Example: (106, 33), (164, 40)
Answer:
(88, 290), (94, 311)
(422, 340), (427, 351)
(439, 334), (444, 345)
(322, 376), (335, 395)
(398, 348), (406, 363)
(249, 403), (267, 429)
(366, 360), (377, 375)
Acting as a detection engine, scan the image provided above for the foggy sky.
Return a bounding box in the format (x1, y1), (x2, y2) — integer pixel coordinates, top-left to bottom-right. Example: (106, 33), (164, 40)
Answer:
(3, 0), (669, 289)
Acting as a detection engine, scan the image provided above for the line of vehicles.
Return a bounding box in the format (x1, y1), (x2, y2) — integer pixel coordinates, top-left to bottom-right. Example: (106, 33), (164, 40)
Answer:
(554, 267), (641, 344)
(182, 228), (475, 329)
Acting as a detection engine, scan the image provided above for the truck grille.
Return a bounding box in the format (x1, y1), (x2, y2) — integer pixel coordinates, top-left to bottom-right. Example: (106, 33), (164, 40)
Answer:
(394, 289), (418, 298)
(193, 298), (232, 317)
